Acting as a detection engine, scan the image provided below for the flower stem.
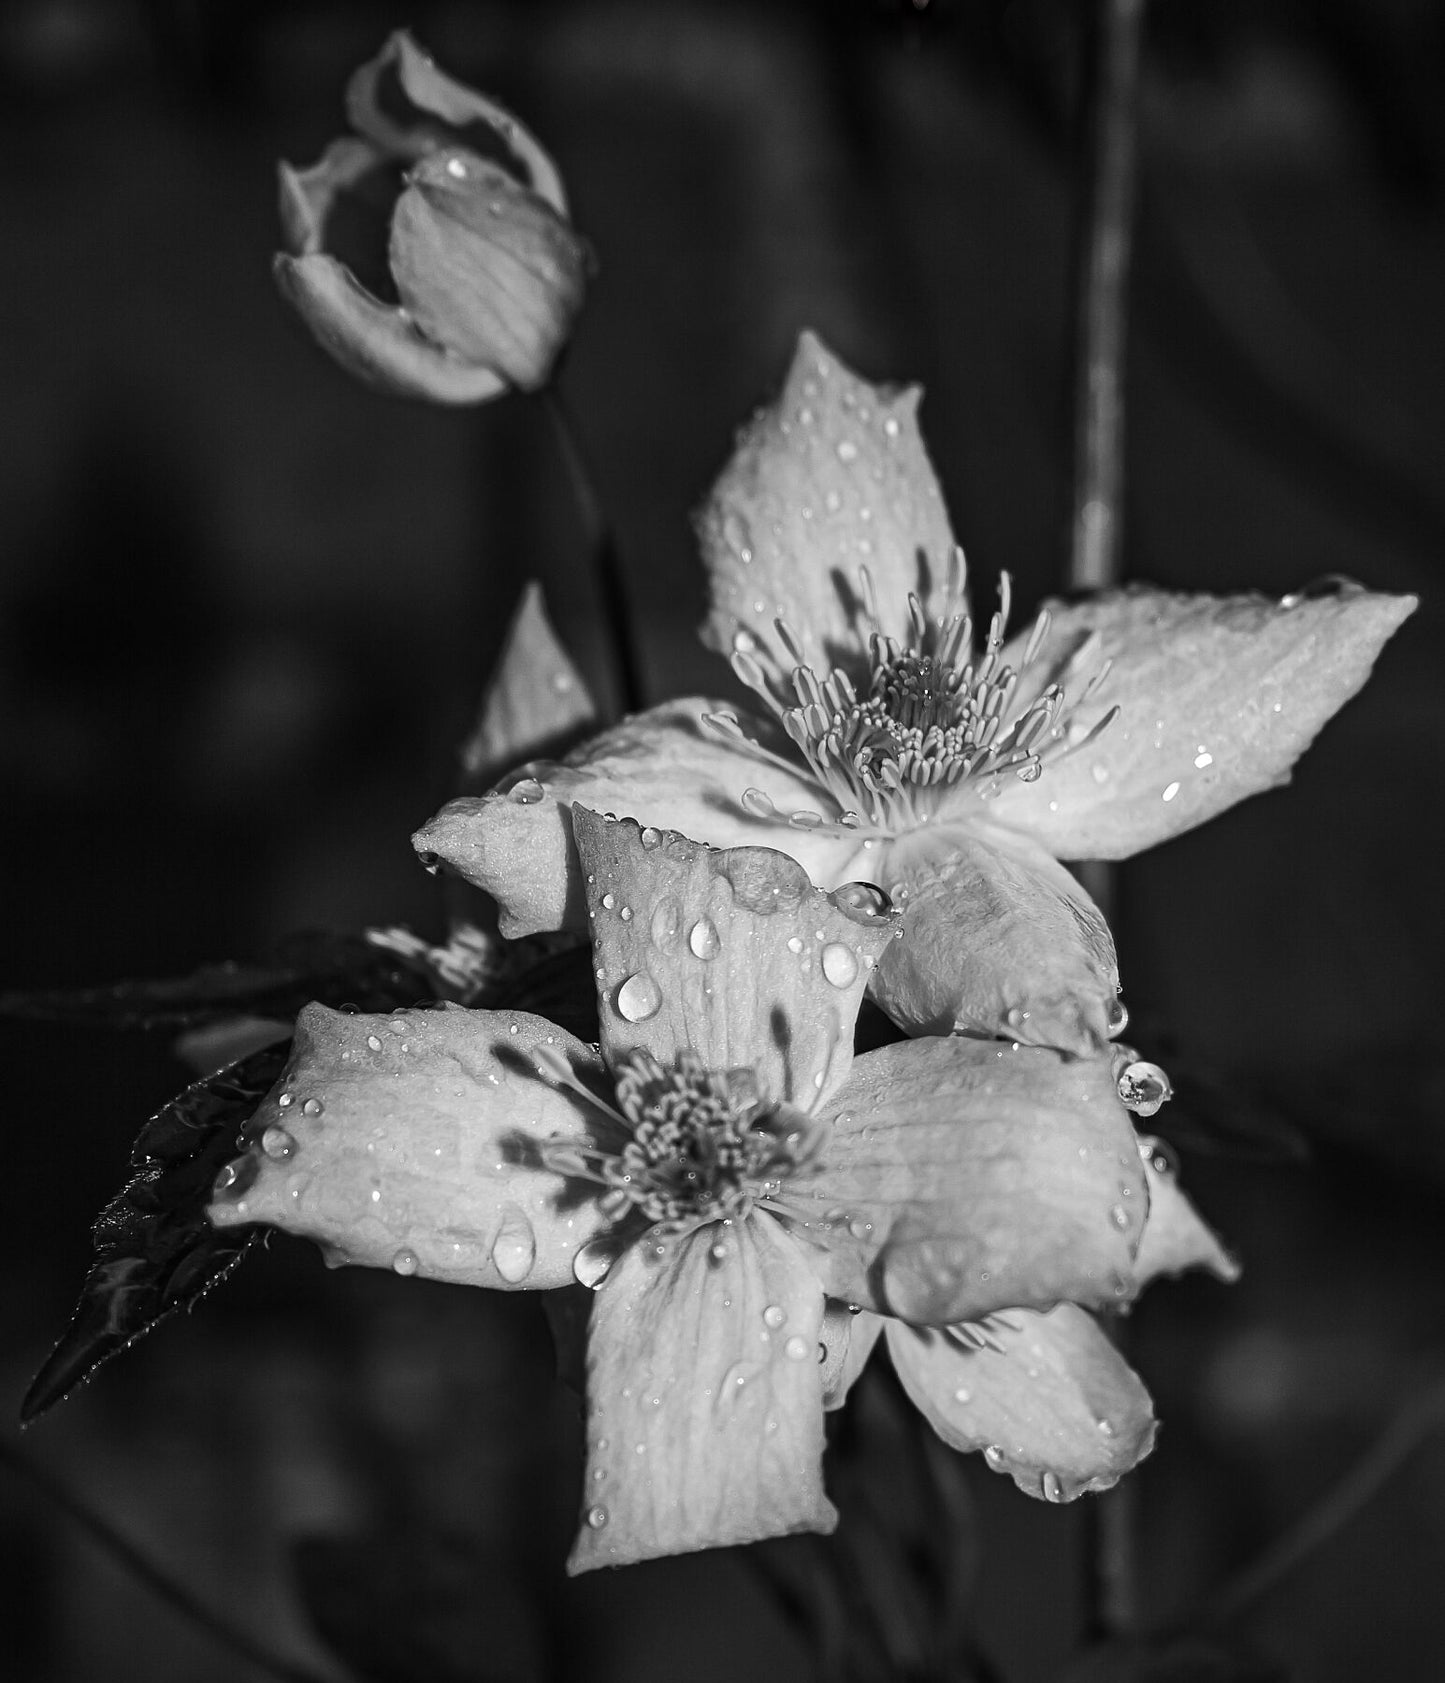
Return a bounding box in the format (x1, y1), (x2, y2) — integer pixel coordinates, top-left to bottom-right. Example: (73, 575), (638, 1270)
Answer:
(1068, 0), (1148, 1643)
(540, 383), (646, 718)
(0, 1434), (331, 1683)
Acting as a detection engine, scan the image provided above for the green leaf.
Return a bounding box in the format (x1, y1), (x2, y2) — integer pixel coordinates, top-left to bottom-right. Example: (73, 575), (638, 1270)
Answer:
(21, 1044), (290, 1423)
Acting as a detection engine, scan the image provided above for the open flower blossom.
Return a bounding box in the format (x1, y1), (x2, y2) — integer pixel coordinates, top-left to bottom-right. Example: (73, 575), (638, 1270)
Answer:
(275, 30), (590, 403)
(210, 810), (1231, 1570)
(413, 333), (1416, 1054)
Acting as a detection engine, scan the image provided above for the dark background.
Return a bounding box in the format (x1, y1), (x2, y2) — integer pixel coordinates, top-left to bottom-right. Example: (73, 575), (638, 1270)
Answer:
(0, 1), (1441, 1678)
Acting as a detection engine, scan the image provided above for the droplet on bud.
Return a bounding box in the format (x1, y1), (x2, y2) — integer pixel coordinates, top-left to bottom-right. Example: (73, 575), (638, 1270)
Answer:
(1118, 1060), (1172, 1118)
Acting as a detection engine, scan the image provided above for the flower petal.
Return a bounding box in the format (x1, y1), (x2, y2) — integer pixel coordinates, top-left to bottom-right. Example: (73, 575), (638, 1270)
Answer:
(696, 331), (956, 680)
(457, 582), (596, 796)
(870, 822), (1118, 1055)
(346, 29), (569, 212)
(412, 699), (865, 938)
(278, 138), (389, 257)
(568, 1213), (835, 1572)
(208, 1002), (607, 1288)
(1135, 1138), (1239, 1287)
(273, 251), (507, 404)
(886, 1305), (1155, 1499)
(988, 585), (1417, 860)
(390, 151), (590, 389)
(790, 1037), (1147, 1324)
(572, 809), (898, 1108)
(821, 1304), (884, 1411)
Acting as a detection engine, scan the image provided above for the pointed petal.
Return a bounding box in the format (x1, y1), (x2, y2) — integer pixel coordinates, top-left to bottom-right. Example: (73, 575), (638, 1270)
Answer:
(886, 1305), (1155, 1499)
(457, 583), (596, 796)
(821, 1304), (884, 1411)
(413, 699), (865, 938)
(274, 251), (507, 404)
(697, 331), (956, 679)
(790, 1037), (1147, 1324)
(390, 151), (590, 389)
(870, 823), (1118, 1055)
(346, 29), (569, 212)
(572, 809), (897, 1108)
(1135, 1139), (1239, 1287)
(989, 585), (1417, 860)
(207, 1003), (608, 1287)
(569, 1213), (835, 1571)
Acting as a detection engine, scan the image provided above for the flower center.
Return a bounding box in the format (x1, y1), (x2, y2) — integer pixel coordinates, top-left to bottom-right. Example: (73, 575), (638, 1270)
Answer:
(539, 1049), (816, 1231)
(709, 557), (1117, 833)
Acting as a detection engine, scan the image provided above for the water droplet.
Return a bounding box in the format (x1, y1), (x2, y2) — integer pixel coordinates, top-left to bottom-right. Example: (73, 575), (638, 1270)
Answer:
(509, 777), (545, 805)
(1091, 763), (1110, 785)
(787, 936), (804, 955)
(1118, 1060), (1172, 1118)
(302, 1098), (324, 1117)
(741, 787), (776, 819)
(367, 1034), (383, 1051)
(1161, 780), (1180, 803)
(835, 881), (891, 918)
(213, 1160), (241, 1194)
(615, 972), (661, 1023)
(619, 906), (632, 922)
(574, 1239), (615, 1290)
(445, 155), (467, 178)
(689, 917), (721, 960)
(1109, 1204), (1129, 1230)
(640, 826), (660, 849)
(1005, 1006), (1030, 1031)
(762, 1304), (787, 1329)
(601, 892), (616, 911)
(983, 1445), (1006, 1470)
(1107, 997), (1129, 1037)
(586, 1504), (609, 1529)
(1041, 1471), (1065, 1503)
(650, 896), (682, 953)
(1194, 749), (1213, 769)
(1097, 1417), (1116, 1437)
(835, 439), (857, 463)
(277, 1092), (293, 1109)
(261, 1126), (295, 1161)
(821, 943), (858, 988)
(392, 1248), (419, 1276)
(491, 1210), (536, 1283)
(953, 1387), (971, 1404)
(784, 1336), (810, 1361)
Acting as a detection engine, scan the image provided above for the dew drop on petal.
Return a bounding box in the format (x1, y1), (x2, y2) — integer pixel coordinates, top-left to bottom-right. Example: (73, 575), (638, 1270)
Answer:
(1107, 997), (1129, 1038)
(983, 1445), (1006, 1470)
(1041, 1471), (1065, 1503)
(574, 1239), (615, 1290)
(821, 943), (858, 988)
(1118, 1060), (1172, 1118)
(491, 1211), (536, 1283)
(640, 826), (661, 849)
(509, 778), (545, 805)
(261, 1126), (295, 1161)
(392, 1248), (419, 1277)
(367, 1034), (383, 1051)
(586, 1505), (609, 1530)
(601, 892), (616, 911)
(787, 936), (804, 955)
(1091, 764), (1110, 785)
(689, 917), (721, 960)
(784, 1336), (810, 1361)
(953, 1387), (971, 1405)
(741, 787), (776, 819)
(616, 973), (661, 1023)
(836, 439), (857, 463)
(650, 896), (682, 954)
(1109, 1204), (1129, 1230)
(1161, 781), (1181, 802)
(277, 1092), (294, 1109)
(213, 1160), (240, 1195)
(762, 1304), (787, 1329)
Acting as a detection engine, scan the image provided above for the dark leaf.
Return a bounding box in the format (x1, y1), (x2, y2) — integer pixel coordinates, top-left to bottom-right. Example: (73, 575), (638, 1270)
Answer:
(293, 1531), (545, 1683)
(0, 931), (433, 1033)
(22, 1044), (290, 1423)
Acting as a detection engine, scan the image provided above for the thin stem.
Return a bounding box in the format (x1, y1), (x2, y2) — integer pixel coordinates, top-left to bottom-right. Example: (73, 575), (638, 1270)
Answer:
(1068, 0), (1147, 596)
(1193, 1379), (1445, 1632)
(1068, 0), (1148, 1641)
(540, 384), (645, 718)
(0, 1435), (333, 1683)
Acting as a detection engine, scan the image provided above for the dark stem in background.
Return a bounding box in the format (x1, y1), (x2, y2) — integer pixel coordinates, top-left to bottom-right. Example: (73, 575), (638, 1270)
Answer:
(0, 1436), (331, 1683)
(541, 385), (646, 719)
(1067, 0), (1147, 1645)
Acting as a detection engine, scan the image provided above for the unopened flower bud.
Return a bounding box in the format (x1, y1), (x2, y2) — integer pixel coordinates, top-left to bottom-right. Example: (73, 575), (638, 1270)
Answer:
(274, 30), (590, 404)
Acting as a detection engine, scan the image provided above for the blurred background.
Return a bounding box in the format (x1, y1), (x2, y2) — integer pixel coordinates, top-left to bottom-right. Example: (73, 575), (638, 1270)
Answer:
(0, 0), (1441, 1678)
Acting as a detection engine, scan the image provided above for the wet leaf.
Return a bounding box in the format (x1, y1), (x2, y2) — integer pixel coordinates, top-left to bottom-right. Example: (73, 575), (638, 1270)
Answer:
(22, 1044), (290, 1423)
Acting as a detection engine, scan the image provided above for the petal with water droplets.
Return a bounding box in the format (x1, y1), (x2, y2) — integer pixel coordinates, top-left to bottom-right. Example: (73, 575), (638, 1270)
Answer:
(821, 1304), (883, 1411)
(413, 699), (865, 939)
(793, 1037), (1146, 1324)
(870, 822), (1118, 1056)
(989, 585), (1417, 859)
(1135, 1142), (1238, 1287)
(572, 809), (897, 1107)
(568, 1213), (834, 1573)
(696, 330), (958, 681)
(456, 582), (596, 796)
(886, 1305), (1155, 1498)
(207, 1003), (608, 1288)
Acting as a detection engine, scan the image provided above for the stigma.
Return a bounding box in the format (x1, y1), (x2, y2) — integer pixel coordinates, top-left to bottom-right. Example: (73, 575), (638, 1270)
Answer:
(538, 1049), (820, 1231)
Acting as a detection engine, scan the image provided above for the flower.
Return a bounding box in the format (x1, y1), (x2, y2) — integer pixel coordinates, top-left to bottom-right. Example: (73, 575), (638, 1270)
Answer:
(211, 811), (1229, 1570)
(275, 31), (590, 403)
(413, 333), (1416, 1053)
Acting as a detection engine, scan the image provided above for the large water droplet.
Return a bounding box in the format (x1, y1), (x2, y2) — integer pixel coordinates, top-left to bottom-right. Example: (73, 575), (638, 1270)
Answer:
(1041, 1471), (1065, 1503)
(491, 1210), (536, 1283)
(367, 1034), (383, 1051)
(616, 973), (661, 1023)
(821, 943), (858, 988)
(741, 787), (776, 819)
(574, 1239), (616, 1290)
(586, 1504), (609, 1529)
(509, 777), (545, 805)
(1118, 1060), (1172, 1118)
(762, 1304), (787, 1329)
(783, 1336), (810, 1361)
(689, 917), (721, 960)
(261, 1126), (295, 1161)
(834, 881), (891, 919)
(392, 1248), (419, 1276)
(1107, 997), (1129, 1038)
(302, 1097), (324, 1117)
(650, 895), (682, 954)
